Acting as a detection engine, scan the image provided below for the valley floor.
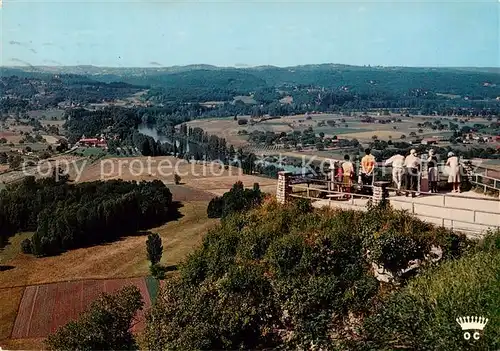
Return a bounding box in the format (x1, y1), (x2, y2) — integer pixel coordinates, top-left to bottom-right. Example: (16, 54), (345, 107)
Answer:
(0, 200), (217, 349)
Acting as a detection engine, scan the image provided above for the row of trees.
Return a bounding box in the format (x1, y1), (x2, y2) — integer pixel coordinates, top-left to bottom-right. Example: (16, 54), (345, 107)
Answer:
(247, 127), (361, 150)
(0, 176), (177, 256)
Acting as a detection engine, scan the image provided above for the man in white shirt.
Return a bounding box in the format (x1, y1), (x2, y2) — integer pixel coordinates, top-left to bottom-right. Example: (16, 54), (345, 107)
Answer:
(404, 149), (421, 197)
(384, 153), (405, 195)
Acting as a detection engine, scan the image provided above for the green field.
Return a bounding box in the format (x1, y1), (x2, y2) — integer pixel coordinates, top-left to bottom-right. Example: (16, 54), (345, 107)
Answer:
(26, 109), (65, 120)
(80, 147), (107, 157)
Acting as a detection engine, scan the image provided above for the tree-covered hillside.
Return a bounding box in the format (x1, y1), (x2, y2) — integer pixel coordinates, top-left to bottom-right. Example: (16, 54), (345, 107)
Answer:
(3, 64), (499, 123)
(0, 70), (144, 112)
(4, 64), (500, 100)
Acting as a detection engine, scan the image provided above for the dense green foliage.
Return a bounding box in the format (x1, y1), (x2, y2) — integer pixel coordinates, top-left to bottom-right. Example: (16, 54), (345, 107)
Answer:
(144, 198), (492, 350)
(113, 65), (498, 116)
(3, 65), (499, 118)
(364, 235), (500, 350)
(45, 286), (144, 351)
(0, 176), (176, 256)
(206, 181), (263, 218)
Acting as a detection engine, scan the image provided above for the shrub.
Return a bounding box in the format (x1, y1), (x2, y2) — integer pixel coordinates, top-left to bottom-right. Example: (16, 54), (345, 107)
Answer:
(207, 196), (224, 218)
(150, 263), (167, 280)
(21, 238), (32, 254)
(174, 173), (181, 185)
(206, 181), (263, 219)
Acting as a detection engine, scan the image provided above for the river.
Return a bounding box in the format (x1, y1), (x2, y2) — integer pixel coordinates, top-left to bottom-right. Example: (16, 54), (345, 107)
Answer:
(138, 123), (190, 152)
(137, 123), (171, 144)
(138, 123), (311, 174)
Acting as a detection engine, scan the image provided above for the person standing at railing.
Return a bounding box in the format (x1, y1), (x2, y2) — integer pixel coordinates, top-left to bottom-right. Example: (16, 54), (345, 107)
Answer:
(404, 149), (420, 197)
(342, 154), (354, 198)
(427, 149), (439, 193)
(446, 151), (461, 193)
(361, 148), (376, 195)
(384, 153), (405, 196)
(335, 161), (344, 193)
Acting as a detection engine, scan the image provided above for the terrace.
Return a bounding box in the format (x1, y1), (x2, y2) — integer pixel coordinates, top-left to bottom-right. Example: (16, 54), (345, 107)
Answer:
(277, 166), (500, 238)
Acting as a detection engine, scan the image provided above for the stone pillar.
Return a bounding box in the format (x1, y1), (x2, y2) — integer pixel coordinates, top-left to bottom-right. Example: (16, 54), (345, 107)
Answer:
(277, 171), (292, 204)
(420, 161), (429, 193)
(329, 164), (336, 191)
(373, 181), (390, 206)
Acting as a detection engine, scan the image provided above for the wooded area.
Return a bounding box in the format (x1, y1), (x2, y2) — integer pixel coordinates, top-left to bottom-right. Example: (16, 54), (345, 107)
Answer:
(0, 176), (177, 256)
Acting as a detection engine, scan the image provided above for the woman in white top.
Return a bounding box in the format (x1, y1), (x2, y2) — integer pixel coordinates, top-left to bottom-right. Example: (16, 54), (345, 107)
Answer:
(446, 152), (461, 193)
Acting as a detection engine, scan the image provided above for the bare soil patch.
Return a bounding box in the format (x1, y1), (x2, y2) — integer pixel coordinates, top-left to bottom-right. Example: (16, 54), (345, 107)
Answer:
(0, 337), (44, 350)
(167, 184), (216, 202)
(0, 131), (22, 144)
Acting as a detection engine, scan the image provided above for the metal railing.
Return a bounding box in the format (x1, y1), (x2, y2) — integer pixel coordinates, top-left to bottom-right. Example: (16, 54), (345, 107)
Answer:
(470, 173), (500, 193)
(289, 175), (500, 235)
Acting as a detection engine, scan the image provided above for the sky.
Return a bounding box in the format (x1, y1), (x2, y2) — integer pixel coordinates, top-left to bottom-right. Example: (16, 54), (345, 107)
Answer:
(1, 0), (499, 68)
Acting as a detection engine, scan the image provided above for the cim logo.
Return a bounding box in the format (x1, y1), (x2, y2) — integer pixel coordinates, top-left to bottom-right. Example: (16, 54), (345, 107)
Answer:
(456, 316), (489, 340)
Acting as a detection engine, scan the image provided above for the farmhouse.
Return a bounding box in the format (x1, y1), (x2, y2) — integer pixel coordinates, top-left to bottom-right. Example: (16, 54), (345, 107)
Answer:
(421, 138), (438, 145)
(76, 136), (108, 148)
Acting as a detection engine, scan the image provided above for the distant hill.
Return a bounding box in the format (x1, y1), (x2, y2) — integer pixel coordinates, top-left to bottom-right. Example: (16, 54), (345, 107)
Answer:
(2, 64), (500, 104)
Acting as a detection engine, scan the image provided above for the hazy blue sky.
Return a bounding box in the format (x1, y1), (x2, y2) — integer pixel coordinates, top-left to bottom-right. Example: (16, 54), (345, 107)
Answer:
(1, 0), (498, 67)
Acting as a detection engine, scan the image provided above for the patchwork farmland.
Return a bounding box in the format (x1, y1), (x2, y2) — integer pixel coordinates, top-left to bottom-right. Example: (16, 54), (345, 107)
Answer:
(11, 277), (154, 339)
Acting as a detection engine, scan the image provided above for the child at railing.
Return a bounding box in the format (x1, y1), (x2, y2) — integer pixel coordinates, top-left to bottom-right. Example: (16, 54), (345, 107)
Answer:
(335, 161), (344, 193)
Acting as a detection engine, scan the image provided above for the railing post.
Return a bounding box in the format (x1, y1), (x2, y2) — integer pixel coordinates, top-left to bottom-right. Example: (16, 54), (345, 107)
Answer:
(276, 171), (292, 204)
(373, 181), (390, 206)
